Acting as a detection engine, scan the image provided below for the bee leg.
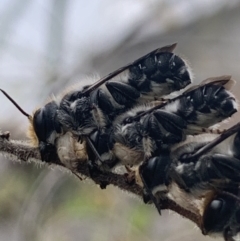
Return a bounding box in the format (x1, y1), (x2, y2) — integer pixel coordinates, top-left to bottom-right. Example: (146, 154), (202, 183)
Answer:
(74, 139), (88, 162)
(124, 165), (136, 185)
(141, 114), (163, 140)
(223, 227), (235, 241)
(153, 110), (186, 144)
(174, 153), (240, 193)
(90, 89), (115, 115)
(86, 136), (103, 168)
(139, 155), (170, 215)
(106, 82), (140, 106)
(204, 154), (240, 182)
(154, 110), (187, 132)
(87, 159), (108, 189)
(142, 108), (185, 146)
(183, 122), (240, 161)
(39, 141), (59, 163)
(141, 114), (167, 154)
(85, 136), (110, 189)
(86, 137), (104, 167)
(89, 128), (119, 170)
(88, 162), (108, 189)
(139, 162), (161, 214)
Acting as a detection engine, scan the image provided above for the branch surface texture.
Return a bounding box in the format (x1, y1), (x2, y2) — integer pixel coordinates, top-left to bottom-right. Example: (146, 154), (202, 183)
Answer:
(0, 131), (202, 229)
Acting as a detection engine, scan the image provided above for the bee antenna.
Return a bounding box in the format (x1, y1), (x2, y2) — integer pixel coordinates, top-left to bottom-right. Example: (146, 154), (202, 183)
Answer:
(0, 89), (30, 118)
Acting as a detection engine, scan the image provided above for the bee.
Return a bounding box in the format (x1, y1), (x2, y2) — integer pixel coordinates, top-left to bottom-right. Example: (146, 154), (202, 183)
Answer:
(137, 122), (240, 241)
(0, 43), (192, 170)
(111, 76), (237, 168)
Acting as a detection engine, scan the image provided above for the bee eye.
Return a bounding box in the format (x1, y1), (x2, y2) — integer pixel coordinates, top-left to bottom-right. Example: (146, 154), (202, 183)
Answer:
(209, 199), (223, 212)
(202, 199), (225, 233)
(206, 198), (226, 221)
(203, 196), (235, 234)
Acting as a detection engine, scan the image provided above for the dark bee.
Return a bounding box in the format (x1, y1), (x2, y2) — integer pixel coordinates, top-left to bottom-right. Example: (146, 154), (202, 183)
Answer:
(0, 43), (192, 170)
(56, 43), (191, 168)
(138, 122), (240, 241)
(111, 76), (237, 167)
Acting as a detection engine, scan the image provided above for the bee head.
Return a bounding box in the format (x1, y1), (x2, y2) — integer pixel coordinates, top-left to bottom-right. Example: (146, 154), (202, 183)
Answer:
(140, 155), (170, 194)
(31, 102), (60, 142)
(0, 89), (61, 162)
(30, 101), (62, 162)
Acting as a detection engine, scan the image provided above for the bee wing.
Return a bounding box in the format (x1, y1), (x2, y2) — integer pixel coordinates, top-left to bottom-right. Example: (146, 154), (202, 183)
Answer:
(181, 122), (240, 161)
(199, 75), (236, 91)
(155, 43), (177, 54)
(183, 75), (234, 94)
(133, 43), (177, 64)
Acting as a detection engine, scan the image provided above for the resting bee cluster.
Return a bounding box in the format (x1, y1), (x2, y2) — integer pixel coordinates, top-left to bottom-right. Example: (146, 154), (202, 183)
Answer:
(1, 43), (240, 241)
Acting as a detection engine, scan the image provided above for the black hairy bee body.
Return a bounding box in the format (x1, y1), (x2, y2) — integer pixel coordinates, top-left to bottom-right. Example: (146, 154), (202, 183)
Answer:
(1, 43), (192, 170)
(111, 76), (237, 167)
(138, 122), (240, 240)
(2, 42), (240, 241)
(56, 44), (192, 137)
(40, 44), (192, 168)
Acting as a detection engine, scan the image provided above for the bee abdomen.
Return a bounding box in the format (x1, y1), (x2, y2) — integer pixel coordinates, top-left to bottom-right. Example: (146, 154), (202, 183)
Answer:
(128, 52), (192, 98)
(163, 77), (238, 133)
(102, 45), (192, 109)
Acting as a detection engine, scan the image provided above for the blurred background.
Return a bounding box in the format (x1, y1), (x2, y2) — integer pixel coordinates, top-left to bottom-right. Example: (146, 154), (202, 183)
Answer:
(1, 0), (240, 240)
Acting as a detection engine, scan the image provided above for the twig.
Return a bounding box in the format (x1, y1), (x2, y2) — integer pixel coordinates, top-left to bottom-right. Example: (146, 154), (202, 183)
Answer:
(0, 131), (201, 229)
